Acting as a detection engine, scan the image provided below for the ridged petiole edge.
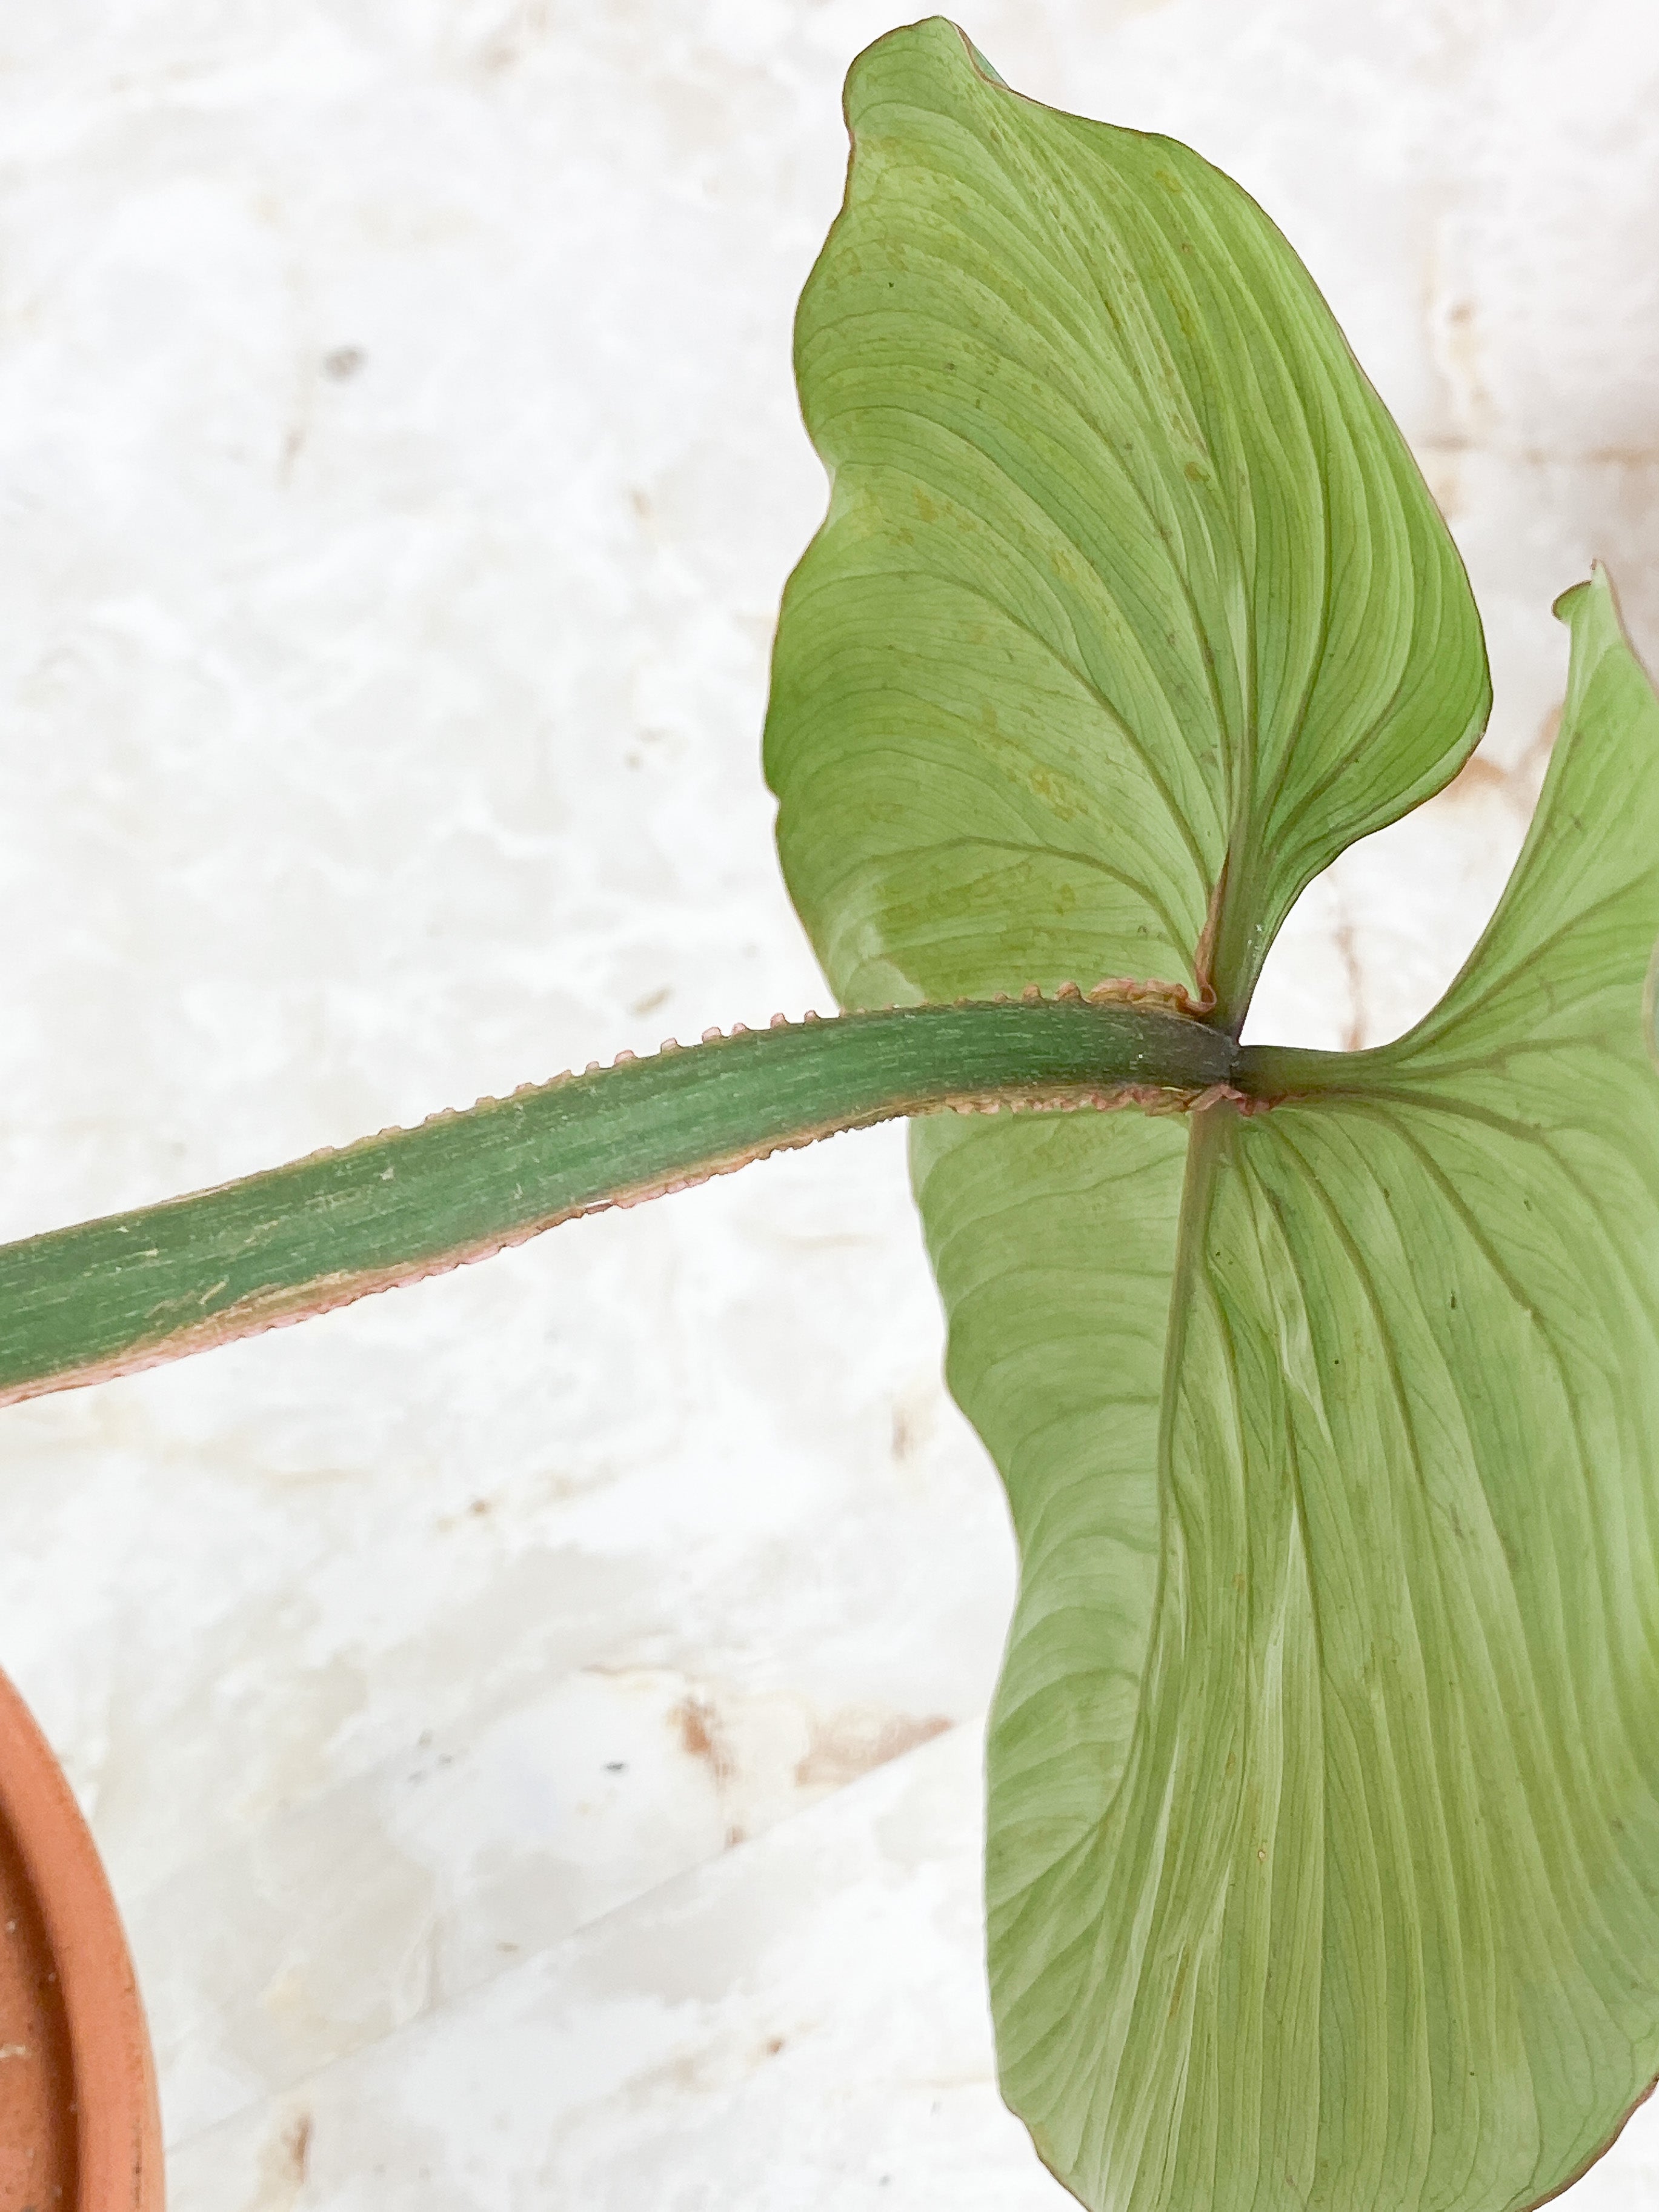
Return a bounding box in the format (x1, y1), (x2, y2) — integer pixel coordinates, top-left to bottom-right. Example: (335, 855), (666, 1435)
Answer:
(0, 992), (1238, 1408)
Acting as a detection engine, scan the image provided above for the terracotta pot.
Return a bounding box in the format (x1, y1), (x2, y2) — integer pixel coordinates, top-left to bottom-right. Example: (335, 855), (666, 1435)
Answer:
(0, 1666), (162, 2210)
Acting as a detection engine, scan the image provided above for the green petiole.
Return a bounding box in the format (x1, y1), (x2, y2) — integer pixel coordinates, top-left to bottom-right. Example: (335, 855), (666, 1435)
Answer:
(0, 993), (1237, 1409)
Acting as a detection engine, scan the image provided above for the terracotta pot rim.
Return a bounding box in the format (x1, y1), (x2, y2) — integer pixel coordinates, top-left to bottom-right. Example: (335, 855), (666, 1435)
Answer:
(0, 1665), (163, 2210)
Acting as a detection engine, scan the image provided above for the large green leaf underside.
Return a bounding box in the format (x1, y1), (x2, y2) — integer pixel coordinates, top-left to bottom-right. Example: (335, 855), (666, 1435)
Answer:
(987, 574), (1659, 2212)
(765, 16), (1488, 1027)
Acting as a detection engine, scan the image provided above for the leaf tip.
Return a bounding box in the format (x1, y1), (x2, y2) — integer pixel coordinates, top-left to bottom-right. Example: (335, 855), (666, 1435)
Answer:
(1552, 574), (1597, 627)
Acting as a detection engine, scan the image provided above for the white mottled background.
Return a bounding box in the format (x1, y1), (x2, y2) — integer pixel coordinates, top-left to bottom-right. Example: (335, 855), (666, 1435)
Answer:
(0, 3), (1655, 2205)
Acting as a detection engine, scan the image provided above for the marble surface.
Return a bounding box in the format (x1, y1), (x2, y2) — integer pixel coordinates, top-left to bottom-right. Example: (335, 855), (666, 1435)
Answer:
(0, 2), (1656, 2204)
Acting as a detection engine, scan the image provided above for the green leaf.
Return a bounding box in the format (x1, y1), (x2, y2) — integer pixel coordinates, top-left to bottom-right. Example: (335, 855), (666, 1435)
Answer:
(767, 21), (1659, 2212)
(765, 16), (1488, 1028)
(1034, 566), (1659, 2212)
